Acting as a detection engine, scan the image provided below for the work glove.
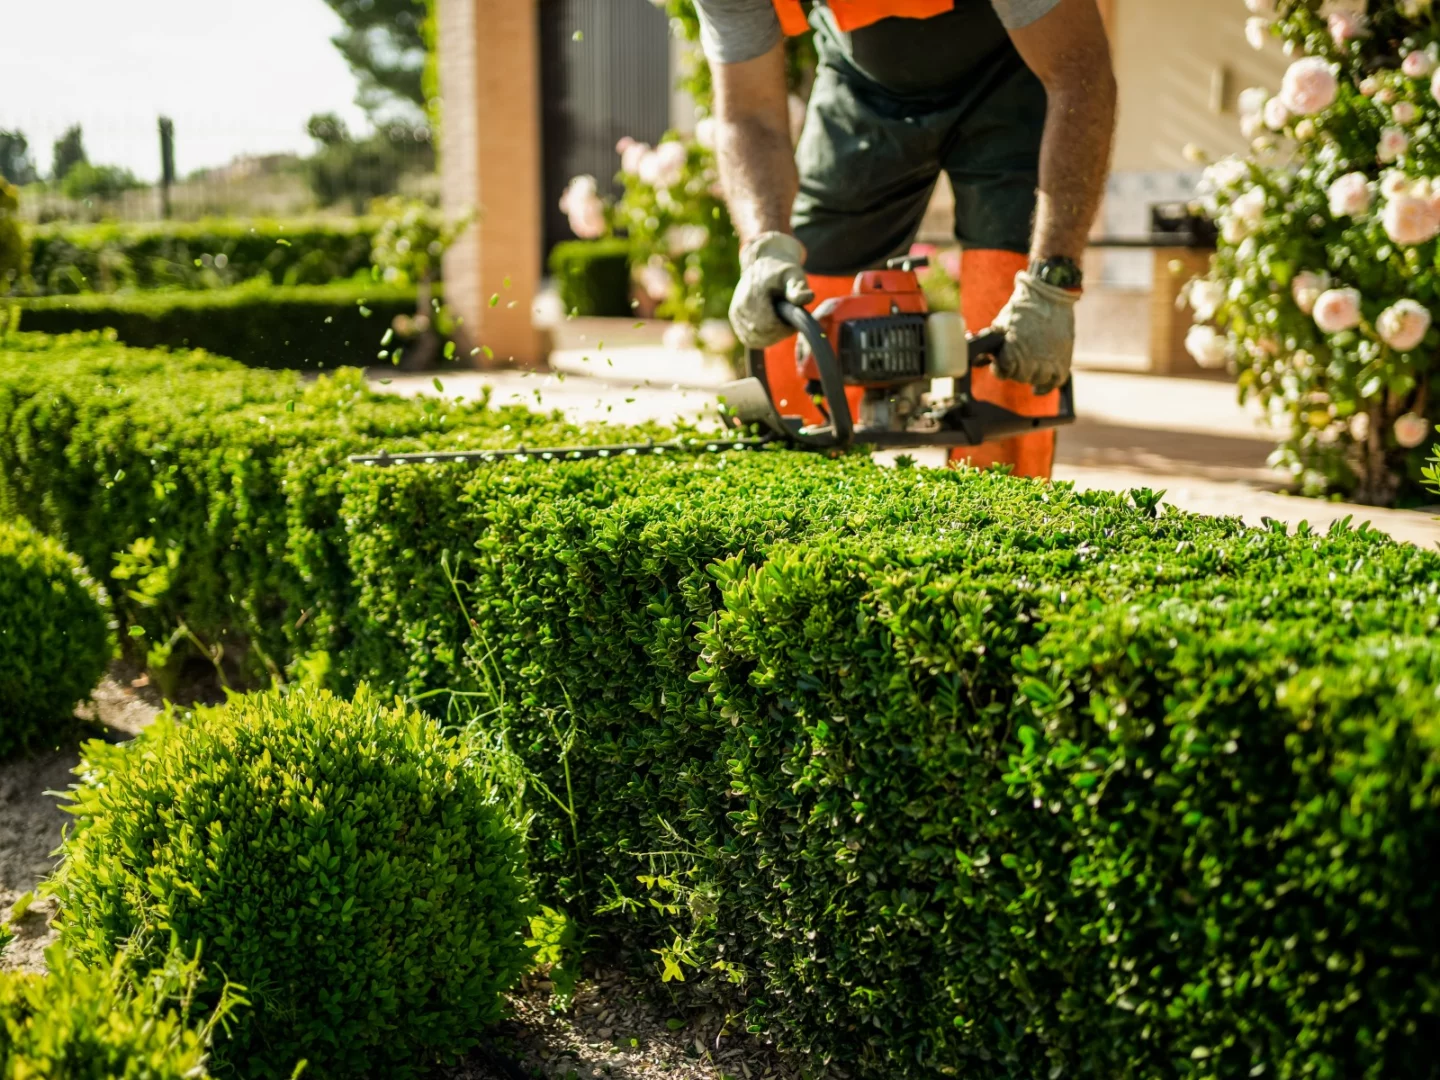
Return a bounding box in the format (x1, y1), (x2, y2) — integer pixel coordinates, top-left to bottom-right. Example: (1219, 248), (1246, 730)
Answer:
(729, 232), (815, 350)
(989, 270), (1079, 396)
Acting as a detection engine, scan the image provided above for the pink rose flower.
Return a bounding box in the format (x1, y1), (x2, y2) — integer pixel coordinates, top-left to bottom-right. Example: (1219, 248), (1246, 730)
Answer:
(1263, 96), (1291, 130)
(1378, 127), (1410, 164)
(1246, 17), (1270, 50)
(1403, 51), (1437, 79)
(651, 140), (689, 189)
(1312, 287), (1363, 334)
(1280, 57), (1339, 115)
(1328, 172), (1372, 218)
(1382, 193), (1440, 245)
(1185, 324), (1229, 369)
(1376, 299), (1432, 351)
(1291, 270), (1331, 315)
(1359, 76), (1381, 96)
(1328, 11), (1368, 45)
(1392, 101), (1419, 125)
(1394, 412), (1433, 449)
(619, 139), (651, 176)
(1381, 170), (1413, 199)
(638, 260), (672, 302)
(559, 175), (607, 239)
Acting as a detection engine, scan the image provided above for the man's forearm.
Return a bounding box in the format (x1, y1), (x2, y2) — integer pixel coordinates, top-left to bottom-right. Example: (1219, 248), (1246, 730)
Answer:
(716, 118), (799, 246)
(1030, 75), (1116, 263)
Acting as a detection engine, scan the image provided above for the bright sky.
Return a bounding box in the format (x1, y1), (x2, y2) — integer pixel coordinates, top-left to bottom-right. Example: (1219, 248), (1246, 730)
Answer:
(0, 0), (370, 182)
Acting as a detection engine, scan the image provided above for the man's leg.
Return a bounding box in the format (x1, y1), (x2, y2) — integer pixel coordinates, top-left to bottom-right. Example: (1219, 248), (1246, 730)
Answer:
(942, 56), (1055, 478)
(950, 248), (1060, 477)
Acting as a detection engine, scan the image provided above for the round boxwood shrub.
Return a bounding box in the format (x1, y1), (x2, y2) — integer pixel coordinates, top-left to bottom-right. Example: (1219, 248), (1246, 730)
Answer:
(0, 518), (111, 755)
(50, 687), (533, 1079)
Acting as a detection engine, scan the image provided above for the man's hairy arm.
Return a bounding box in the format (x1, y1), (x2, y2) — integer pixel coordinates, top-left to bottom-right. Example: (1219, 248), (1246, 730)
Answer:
(1007, 0), (1117, 263)
(712, 43), (798, 245)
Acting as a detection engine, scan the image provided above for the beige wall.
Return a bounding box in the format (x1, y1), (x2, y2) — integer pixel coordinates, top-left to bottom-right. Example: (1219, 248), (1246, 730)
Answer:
(439, 0), (545, 366)
(1111, 0), (1289, 173)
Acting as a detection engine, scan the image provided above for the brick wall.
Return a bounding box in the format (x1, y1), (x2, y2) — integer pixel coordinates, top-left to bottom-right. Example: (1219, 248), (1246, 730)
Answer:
(439, 0), (545, 365)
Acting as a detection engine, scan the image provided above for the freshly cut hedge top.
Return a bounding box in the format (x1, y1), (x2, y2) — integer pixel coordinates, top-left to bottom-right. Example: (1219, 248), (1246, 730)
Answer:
(0, 946), (219, 1079)
(5, 330), (1440, 1078)
(23, 216), (380, 295)
(0, 517), (111, 752)
(12, 281), (428, 369)
(52, 686), (533, 1080)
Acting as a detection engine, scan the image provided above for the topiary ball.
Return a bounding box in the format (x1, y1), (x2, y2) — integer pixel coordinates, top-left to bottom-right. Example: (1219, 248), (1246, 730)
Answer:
(51, 687), (533, 1079)
(0, 518), (111, 755)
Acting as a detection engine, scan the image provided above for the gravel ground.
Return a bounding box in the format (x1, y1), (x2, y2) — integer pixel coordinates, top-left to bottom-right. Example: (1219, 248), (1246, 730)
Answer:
(449, 971), (829, 1080)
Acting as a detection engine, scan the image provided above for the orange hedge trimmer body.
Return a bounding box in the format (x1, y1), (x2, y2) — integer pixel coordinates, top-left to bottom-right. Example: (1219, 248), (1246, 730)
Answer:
(350, 256), (1073, 467)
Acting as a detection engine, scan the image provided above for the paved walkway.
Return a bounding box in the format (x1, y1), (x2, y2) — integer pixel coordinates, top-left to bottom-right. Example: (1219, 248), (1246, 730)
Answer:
(368, 364), (1440, 549)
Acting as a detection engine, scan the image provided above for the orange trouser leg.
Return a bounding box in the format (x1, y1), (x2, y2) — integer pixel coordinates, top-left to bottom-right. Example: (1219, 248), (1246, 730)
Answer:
(949, 249), (1058, 479)
(762, 274), (860, 428)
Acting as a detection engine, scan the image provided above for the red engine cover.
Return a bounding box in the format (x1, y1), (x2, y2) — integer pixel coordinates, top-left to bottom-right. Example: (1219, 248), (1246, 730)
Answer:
(799, 267), (931, 382)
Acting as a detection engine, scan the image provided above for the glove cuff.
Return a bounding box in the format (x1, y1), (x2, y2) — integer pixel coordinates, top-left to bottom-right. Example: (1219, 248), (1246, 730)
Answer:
(741, 231), (806, 271)
(1015, 269), (1081, 306)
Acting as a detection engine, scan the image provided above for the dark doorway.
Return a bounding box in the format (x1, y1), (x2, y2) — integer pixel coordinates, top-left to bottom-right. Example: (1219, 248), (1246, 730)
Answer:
(539, 0), (672, 256)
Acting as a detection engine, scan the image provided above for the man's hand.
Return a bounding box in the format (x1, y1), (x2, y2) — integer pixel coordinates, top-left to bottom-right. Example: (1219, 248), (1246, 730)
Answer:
(729, 232), (815, 349)
(990, 271), (1078, 395)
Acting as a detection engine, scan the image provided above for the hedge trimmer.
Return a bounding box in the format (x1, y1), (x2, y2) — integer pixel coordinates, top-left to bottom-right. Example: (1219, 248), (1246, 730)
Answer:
(349, 256), (1074, 466)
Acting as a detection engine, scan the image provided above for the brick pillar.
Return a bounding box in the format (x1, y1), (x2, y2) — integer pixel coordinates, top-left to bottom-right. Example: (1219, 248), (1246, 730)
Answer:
(439, 0), (545, 366)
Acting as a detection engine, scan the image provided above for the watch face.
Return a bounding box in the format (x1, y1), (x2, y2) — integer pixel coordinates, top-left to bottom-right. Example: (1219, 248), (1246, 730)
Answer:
(1035, 257), (1083, 289)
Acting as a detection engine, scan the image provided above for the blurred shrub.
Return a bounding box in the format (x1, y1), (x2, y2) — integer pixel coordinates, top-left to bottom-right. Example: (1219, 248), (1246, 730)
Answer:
(548, 237), (632, 317)
(0, 517), (110, 755)
(23, 217), (383, 295)
(13, 281), (430, 369)
(58, 162), (145, 202)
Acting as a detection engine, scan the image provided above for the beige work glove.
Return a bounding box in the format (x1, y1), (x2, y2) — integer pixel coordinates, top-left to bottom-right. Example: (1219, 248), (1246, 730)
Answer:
(729, 232), (815, 350)
(989, 271), (1079, 396)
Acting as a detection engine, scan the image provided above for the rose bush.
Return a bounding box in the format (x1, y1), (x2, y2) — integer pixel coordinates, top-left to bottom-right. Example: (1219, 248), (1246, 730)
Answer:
(1189, 0), (1440, 504)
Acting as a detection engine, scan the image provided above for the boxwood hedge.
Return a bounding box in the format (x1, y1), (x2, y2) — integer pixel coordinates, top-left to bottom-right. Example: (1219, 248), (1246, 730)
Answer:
(0, 517), (111, 752)
(22, 217), (381, 295)
(12, 281), (430, 369)
(52, 686), (533, 1079)
(5, 330), (1440, 1078)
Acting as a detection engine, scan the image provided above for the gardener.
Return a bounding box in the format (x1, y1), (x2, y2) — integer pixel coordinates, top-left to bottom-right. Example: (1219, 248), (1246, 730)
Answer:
(699, 0), (1115, 476)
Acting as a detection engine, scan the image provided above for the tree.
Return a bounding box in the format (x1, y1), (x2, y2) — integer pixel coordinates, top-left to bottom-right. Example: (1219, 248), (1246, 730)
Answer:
(59, 162), (144, 201)
(302, 111), (432, 212)
(51, 125), (86, 182)
(321, 0), (428, 123)
(0, 130), (37, 185)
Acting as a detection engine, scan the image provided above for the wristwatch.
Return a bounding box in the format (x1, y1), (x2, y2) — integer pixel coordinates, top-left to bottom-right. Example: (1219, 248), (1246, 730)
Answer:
(1030, 256), (1084, 291)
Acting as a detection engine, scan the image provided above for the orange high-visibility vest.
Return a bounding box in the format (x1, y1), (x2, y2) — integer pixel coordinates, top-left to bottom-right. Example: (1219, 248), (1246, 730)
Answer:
(772, 0), (955, 35)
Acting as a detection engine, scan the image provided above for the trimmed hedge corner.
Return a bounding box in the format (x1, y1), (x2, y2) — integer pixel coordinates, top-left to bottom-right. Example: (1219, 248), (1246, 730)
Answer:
(549, 237), (632, 317)
(52, 686), (533, 1080)
(4, 330), (1440, 1078)
(12, 282), (432, 369)
(0, 518), (111, 754)
(0, 946), (221, 1079)
(24, 216), (381, 295)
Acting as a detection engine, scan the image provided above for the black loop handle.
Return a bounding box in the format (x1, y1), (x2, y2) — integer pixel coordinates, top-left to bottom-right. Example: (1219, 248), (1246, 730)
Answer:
(968, 329), (1006, 368)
